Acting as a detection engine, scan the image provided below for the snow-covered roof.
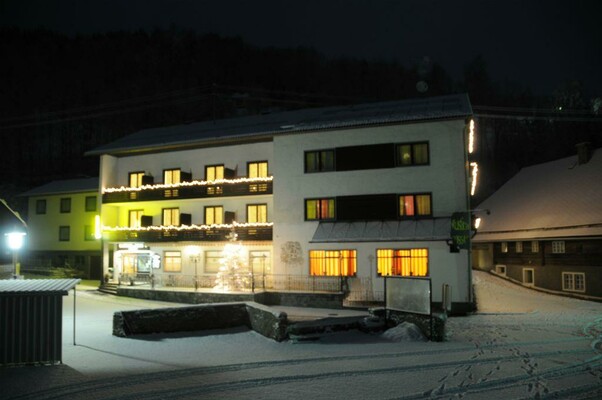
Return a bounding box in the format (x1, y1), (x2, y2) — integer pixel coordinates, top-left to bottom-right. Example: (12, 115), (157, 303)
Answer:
(87, 94), (472, 156)
(474, 148), (602, 242)
(311, 218), (451, 242)
(0, 279), (80, 295)
(19, 177), (99, 197)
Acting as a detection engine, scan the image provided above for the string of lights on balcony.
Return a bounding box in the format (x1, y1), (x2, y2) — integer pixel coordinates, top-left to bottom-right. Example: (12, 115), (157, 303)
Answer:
(102, 176), (274, 193)
(102, 221), (274, 232)
(470, 162), (479, 196)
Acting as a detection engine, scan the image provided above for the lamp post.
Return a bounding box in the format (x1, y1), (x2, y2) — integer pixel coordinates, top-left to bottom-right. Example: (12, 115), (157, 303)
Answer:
(188, 246), (201, 291)
(261, 254), (267, 289)
(5, 231), (26, 279)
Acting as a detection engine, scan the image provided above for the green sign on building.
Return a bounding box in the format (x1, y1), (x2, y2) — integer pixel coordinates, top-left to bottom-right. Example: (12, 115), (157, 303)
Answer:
(450, 212), (471, 250)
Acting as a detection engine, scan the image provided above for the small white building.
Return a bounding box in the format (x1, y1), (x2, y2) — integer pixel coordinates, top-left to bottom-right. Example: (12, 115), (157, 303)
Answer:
(87, 94), (475, 311)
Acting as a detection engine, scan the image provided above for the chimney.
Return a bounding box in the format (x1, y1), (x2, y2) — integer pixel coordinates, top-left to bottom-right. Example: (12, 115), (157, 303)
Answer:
(575, 142), (593, 165)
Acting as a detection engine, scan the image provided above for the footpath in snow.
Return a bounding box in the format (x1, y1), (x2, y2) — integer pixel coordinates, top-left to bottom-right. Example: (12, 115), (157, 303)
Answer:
(1, 270), (601, 399)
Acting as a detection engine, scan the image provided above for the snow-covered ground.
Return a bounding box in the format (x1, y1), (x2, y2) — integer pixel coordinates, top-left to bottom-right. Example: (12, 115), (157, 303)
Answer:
(2, 270), (601, 399)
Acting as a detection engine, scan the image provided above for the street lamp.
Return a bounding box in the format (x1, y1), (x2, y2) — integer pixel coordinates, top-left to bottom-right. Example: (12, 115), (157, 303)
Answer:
(187, 246), (201, 291)
(5, 231), (26, 279)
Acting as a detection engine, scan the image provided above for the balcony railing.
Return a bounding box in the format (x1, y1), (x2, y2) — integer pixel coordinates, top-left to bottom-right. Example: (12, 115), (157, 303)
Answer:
(102, 179), (272, 203)
(103, 224), (272, 242)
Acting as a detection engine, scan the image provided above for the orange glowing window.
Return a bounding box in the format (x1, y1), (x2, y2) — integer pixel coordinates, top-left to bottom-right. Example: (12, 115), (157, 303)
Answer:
(377, 248), (428, 277)
(309, 250), (356, 276)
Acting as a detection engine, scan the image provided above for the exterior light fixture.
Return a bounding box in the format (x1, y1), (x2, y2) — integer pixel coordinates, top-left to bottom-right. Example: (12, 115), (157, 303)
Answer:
(5, 231), (26, 278)
(470, 162), (479, 196)
(468, 119), (476, 154)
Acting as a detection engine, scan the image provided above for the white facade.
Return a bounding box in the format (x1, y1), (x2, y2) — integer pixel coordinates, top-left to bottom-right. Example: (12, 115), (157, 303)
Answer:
(93, 95), (473, 309)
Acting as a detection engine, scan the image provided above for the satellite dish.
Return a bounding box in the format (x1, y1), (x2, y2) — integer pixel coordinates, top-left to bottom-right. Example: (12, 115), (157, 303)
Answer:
(416, 81), (429, 93)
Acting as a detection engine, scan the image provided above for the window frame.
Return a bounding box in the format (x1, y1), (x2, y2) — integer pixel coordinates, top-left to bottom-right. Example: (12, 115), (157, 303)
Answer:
(398, 193), (432, 218)
(84, 225), (95, 241)
(247, 161), (269, 178)
(162, 207), (180, 226)
(36, 199), (47, 215)
(552, 241), (566, 254)
(163, 168), (181, 185)
(562, 272), (586, 293)
(515, 241), (523, 253)
(60, 197), (71, 213)
(304, 149), (335, 173)
(129, 209), (144, 228)
(305, 197), (336, 221)
(85, 196), (97, 212)
(205, 164), (225, 181)
(59, 225), (70, 242)
(129, 171), (145, 188)
(205, 205), (224, 225)
(376, 248), (429, 277)
(309, 249), (357, 277)
(395, 142), (430, 167)
(501, 242), (508, 253)
(204, 250), (222, 273)
(247, 203), (268, 223)
(531, 241), (539, 253)
(163, 250), (182, 273)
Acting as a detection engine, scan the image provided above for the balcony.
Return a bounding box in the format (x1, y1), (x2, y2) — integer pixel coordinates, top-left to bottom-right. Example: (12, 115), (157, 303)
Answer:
(103, 224), (273, 242)
(102, 178), (273, 204)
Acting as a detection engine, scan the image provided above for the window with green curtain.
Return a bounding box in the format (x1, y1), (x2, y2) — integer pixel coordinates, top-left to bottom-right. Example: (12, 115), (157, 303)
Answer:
(306, 198), (335, 220)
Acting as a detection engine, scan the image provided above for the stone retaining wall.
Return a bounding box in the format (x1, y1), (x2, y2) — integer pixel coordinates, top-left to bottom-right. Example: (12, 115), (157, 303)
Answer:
(113, 301), (289, 341)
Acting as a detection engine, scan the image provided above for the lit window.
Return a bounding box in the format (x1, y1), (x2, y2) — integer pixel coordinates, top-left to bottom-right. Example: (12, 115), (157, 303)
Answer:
(516, 241), (523, 253)
(552, 241), (565, 254)
(206, 165), (224, 181)
(309, 250), (356, 276)
(247, 204), (267, 223)
(129, 172), (145, 188)
(396, 142), (429, 166)
(163, 169), (181, 185)
(164, 251), (182, 272)
(205, 206), (224, 225)
(377, 249), (428, 277)
(36, 199), (46, 214)
(85, 196), (97, 212)
(531, 241), (539, 253)
(248, 161), (268, 178)
(249, 251), (270, 275)
(501, 242), (508, 253)
(305, 198), (335, 220)
(162, 208), (180, 226)
(305, 150), (335, 173)
(204, 250), (222, 273)
(399, 194), (431, 217)
(60, 198), (71, 213)
(562, 272), (585, 292)
(59, 226), (70, 242)
(129, 210), (144, 228)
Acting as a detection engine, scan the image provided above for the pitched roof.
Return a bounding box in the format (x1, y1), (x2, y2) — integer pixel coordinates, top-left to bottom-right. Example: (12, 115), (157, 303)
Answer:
(19, 177), (98, 197)
(474, 148), (602, 241)
(0, 279), (80, 295)
(86, 94), (472, 156)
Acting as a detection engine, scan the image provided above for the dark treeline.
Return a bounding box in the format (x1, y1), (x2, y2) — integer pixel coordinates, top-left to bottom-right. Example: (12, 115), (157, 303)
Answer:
(0, 27), (600, 209)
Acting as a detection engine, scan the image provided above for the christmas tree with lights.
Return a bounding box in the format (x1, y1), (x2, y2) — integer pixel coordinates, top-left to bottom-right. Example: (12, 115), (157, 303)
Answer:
(215, 229), (252, 291)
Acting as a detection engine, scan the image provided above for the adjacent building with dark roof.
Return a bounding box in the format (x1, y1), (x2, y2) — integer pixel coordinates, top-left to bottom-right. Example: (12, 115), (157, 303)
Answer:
(473, 143), (602, 300)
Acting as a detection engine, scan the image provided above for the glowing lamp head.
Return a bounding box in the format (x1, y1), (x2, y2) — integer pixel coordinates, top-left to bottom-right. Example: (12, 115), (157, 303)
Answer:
(6, 231), (26, 250)
(474, 217), (482, 230)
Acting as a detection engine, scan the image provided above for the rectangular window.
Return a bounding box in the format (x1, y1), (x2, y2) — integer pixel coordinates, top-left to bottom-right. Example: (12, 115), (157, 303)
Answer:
(84, 225), (95, 241)
(36, 199), (46, 214)
(247, 204), (267, 223)
(248, 161), (268, 178)
(562, 272), (585, 292)
(129, 210), (144, 228)
(163, 169), (181, 185)
(129, 172), (145, 188)
(305, 149), (335, 173)
(85, 196), (97, 212)
(162, 208), (180, 226)
(204, 250), (222, 273)
(552, 241), (565, 254)
(164, 251), (182, 272)
(523, 268), (534, 286)
(305, 198), (335, 220)
(205, 206), (224, 225)
(206, 165), (224, 181)
(59, 226), (70, 241)
(377, 248), (429, 277)
(501, 242), (508, 253)
(60, 198), (71, 213)
(399, 194), (431, 217)
(516, 241), (523, 253)
(396, 142), (429, 166)
(309, 250), (356, 276)
(531, 241), (539, 253)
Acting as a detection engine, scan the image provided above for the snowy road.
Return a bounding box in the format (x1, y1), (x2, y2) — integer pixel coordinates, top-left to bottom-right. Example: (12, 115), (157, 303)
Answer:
(2, 271), (601, 399)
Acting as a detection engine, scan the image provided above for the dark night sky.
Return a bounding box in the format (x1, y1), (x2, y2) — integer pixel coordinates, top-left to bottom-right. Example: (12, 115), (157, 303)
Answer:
(1, 0), (601, 97)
